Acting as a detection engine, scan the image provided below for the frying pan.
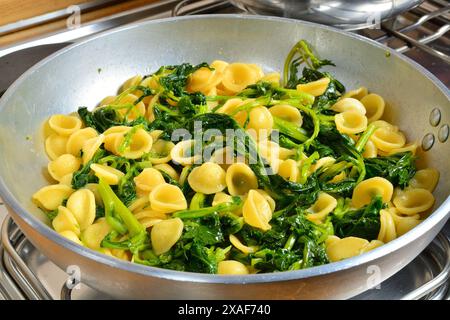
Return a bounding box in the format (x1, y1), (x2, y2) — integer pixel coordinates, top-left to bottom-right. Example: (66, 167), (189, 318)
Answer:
(230, 0), (424, 30)
(0, 15), (449, 299)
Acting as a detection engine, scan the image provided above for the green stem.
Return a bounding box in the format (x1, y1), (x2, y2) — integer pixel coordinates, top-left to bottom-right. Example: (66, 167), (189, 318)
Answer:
(173, 198), (242, 219)
(98, 178), (144, 236)
(273, 116), (308, 142)
(284, 234), (297, 250)
(356, 123), (377, 153)
(190, 193), (206, 210)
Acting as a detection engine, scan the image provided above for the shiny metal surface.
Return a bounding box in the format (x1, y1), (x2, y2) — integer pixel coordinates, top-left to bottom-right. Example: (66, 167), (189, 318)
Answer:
(230, 0), (424, 30)
(1, 215), (448, 300)
(0, 15), (449, 299)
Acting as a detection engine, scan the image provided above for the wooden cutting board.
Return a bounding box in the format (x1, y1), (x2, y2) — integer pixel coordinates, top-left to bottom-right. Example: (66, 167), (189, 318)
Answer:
(0, 0), (159, 47)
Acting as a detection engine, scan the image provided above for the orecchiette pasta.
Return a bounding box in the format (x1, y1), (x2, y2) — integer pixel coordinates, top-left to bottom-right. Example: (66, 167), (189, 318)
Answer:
(221, 63), (263, 94)
(342, 87), (368, 100)
(269, 104), (303, 126)
(66, 127), (98, 156)
(243, 190), (272, 231)
(352, 177), (394, 208)
(377, 209), (396, 243)
(278, 159), (299, 182)
(409, 168), (439, 192)
(82, 134), (105, 164)
(90, 163), (125, 185)
(66, 189), (96, 231)
(218, 260), (249, 275)
(296, 77), (330, 96)
(360, 93), (385, 123)
(229, 234), (257, 254)
(151, 218), (184, 255)
(392, 188), (435, 215)
(334, 110), (368, 134)
(331, 98), (366, 115)
(45, 134), (69, 160)
(170, 139), (201, 165)
(188, 162), (227, 194)
(81, 218), (112, 250)
(134, 168), (165, 193)
(326, 236), (369, 262)
(149, 183), (187, 213)
(48, 154), (81, 182)
(370, 125), (406, 152)
(307, 192), (337, 222)
(48, 114), (82, 136)
(152, 163), (180, 181)
(52, 206), (80, 236)
(226, 163), (258, 196)
(32, 184), (74, 211)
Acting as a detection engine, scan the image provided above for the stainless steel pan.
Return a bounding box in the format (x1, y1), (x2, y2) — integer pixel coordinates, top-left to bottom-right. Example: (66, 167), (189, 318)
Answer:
(230, 0), (424, 30)
(0, 15), (449, 299)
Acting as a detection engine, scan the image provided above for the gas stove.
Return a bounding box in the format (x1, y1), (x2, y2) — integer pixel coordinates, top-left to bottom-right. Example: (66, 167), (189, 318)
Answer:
(0, 0), (449, 300)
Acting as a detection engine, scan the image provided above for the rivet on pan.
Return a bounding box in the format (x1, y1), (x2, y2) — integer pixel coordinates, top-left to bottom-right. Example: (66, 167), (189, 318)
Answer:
(438, 124), (449, 143)
(422, 133), (435, 151)
(429, 108), (441, 127)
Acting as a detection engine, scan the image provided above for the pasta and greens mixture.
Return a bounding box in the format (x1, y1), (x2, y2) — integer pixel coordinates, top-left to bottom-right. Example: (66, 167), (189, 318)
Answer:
(33, 40), (439, 274)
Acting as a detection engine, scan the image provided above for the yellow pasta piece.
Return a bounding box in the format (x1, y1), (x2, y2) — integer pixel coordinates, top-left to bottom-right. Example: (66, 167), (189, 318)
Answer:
(359, 240), (384, 254)
(229, 234), (257, 254)
(103, 125), (131, 136)
(66, 127), (98, 156)
(134, 168), (165, 193)
(395, 217), (421, 236)
(119, 128), (153, 159)
(278, 159), (299, 182)
(362, 140), (377, 158)
(326, 237), (369, 262)
(32, 184), (74, 211)
(226, 163), (258, 196)
(370, 126), (406, 152)
(48, 154), (81, 182)
(45, 134), (69, 160)
(128, 196), (150, 213)
(52, 206), (80, 236)
(331, 98), (366, 115)
(409, 168), (439, 192)
(269, 104), (303, 126)
(148, 139), (174, 164)
(153, 163), (180, 181)
(246, 106), (274, 140)
(296, 77), (330, 96)
(120, 75), (143, 93)
(360, 93), (385, 123)
(115, 93), (146, 121)
(243, 190), (272, 231)
(90, 163), (125, 185)
(255, 189), (276, 213)
(170, 139), (201, 165)
(149, 183), (187, 213)
(352, 177), (394, 208)
(210, 146), (236, 170)
(188, 162), (227, 194)
(261, 72), (281, 84)
(66, 189), (96, 231)
(151, 218), (184, 255)
(59, 173), (73, 186)
(210, 60), (229, 73)
(48, 114), (82, 136)
(221, 63), (261, 94)
(59, 230), (83, 246)
(81, 218), (112, 250)
(377, 209), (397, 243)
(307, 192), (337, 222)
(335, 110), (368, 134)
(82, 134), (105, 164)
(342, 87), (368, 100)
(218, 260), (249, 275)
(393, 188), (435, 215)
(377, 142), (418, 157)
(310, 156), (336, 173)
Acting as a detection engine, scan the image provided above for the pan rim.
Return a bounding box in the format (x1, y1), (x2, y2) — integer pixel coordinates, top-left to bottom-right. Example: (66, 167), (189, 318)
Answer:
(0, 14), (449, 285)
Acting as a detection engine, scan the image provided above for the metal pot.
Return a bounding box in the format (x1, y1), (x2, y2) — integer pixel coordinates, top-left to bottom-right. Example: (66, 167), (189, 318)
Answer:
(0, 15), (448, 299)
(230, 0), (424, 29)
